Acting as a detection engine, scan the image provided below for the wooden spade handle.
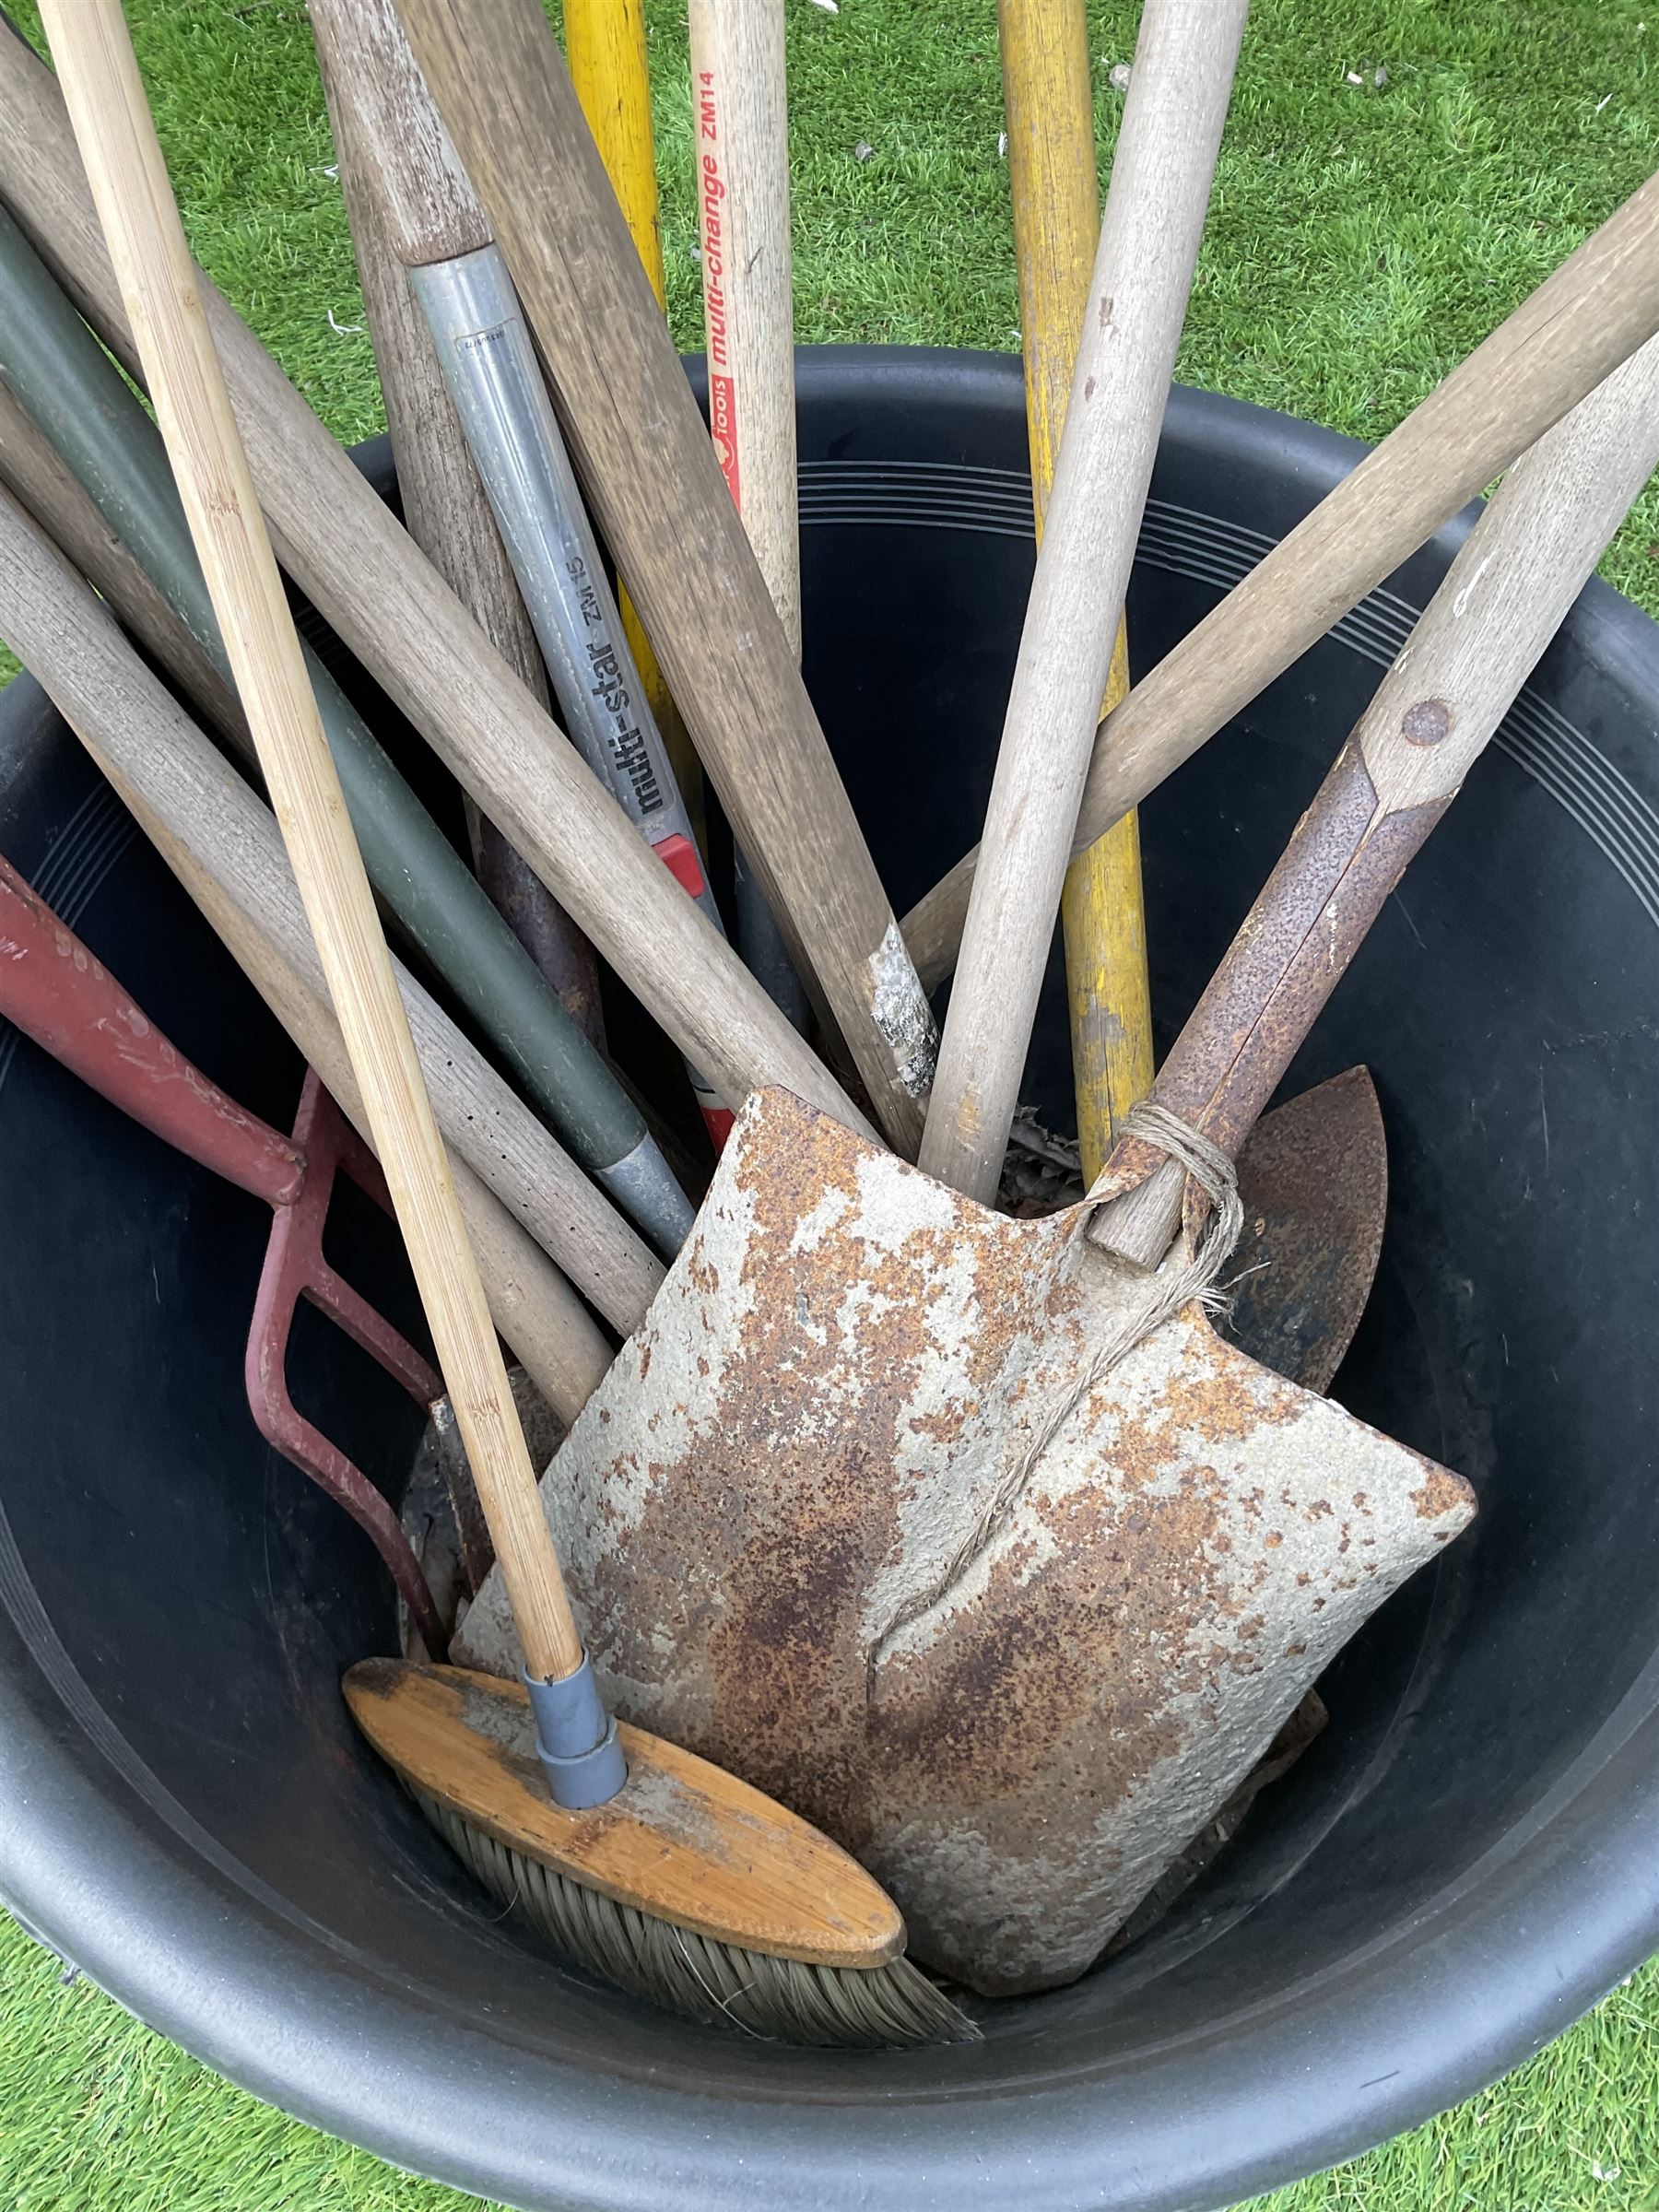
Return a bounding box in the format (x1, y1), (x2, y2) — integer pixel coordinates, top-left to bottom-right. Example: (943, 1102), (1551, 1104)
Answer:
(901, 160), (1659, 994)
(921, 0), (1247, 1205)
(40, 0), (582, 1685)
(1089, 333), (1659, 1268)
(399, 0), (938, 1155)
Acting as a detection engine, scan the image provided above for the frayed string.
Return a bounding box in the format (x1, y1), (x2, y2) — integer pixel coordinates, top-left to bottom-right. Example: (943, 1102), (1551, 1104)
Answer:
(873, 1100), (1242, 1665)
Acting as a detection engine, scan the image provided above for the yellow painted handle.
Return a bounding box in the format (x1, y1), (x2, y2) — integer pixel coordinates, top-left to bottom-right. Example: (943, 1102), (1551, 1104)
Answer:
(565, 0), (706, 850)
(566, 0), (666, 305)
(1000, 0), (1152, 1183)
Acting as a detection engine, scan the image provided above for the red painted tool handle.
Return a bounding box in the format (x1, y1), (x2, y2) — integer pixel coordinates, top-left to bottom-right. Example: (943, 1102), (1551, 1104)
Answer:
(0, 852), (305, 1205)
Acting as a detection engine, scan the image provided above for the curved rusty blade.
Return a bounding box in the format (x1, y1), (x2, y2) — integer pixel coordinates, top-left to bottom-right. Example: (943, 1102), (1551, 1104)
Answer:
(1227, 1065), (1387, 1395)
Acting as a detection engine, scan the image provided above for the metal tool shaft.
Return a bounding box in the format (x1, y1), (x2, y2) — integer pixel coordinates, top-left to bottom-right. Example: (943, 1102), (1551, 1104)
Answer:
(415, 242), (734, 1140)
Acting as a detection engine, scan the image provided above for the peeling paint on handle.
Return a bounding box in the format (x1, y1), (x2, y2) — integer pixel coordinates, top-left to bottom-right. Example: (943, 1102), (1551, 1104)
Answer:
(868, 922), (938, 1100)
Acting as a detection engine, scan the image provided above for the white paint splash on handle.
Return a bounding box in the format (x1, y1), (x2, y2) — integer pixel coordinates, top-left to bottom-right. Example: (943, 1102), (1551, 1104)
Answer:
(869, 922), (938, 1099)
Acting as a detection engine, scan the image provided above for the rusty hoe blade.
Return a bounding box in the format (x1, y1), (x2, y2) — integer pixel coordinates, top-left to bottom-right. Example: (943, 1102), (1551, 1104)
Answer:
(997, 1069), (1391, 1398)
(457, 336), (1659, 1997)
(1228, 1066), (1388, 1395)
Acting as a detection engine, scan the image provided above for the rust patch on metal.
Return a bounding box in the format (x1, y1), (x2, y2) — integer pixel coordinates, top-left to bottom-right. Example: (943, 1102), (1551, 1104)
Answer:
(453, 1087), (1477, 1996)
(1415, 1461), (1477, 1523)
(1225, 1066), (1388, 1394)
(1401, 697), (1452, 747)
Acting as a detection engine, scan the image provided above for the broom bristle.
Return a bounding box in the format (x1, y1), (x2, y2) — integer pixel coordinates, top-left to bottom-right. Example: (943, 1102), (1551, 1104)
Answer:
(415, 1789), (980, 2048)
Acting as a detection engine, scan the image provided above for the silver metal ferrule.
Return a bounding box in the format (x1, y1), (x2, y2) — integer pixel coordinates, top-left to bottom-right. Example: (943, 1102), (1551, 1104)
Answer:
(596, 1131), (698, 1259)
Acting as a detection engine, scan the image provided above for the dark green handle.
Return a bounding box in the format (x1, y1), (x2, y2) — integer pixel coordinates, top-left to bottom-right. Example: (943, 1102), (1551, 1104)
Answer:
(0, 202), (689, 1249)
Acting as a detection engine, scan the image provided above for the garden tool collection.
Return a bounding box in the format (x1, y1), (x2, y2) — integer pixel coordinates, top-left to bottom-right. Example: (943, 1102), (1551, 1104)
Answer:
(456, 335), (1659, 1996)
(40, 0), (971, 2051)
(4, 0), (1655, 2054)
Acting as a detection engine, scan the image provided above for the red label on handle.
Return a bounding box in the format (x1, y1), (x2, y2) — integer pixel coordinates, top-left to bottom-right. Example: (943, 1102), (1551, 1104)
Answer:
(697, 73), (742, 510)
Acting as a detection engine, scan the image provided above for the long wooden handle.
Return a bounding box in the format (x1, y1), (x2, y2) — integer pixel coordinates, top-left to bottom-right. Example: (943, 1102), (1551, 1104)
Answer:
(901, 159), (1659, 994)
(0, 431), (661, 1338)
(688, 0), (800, 654)
(1000, 0), (1150, 1182)
(311, 0), (605, 1049)
(311, 0), (488, 266)
(686, 0), (809, 1027)
(399, 0), (938, 1154)
(922, 0), (1247, 1205)
(0, 37), (874, 1156)
(41, 0), (582, 1685)
(1089, 332), (1659, 1268)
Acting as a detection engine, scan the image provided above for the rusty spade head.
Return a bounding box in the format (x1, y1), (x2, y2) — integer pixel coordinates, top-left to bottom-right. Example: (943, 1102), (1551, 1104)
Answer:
(456, 1085), (1472, 1997)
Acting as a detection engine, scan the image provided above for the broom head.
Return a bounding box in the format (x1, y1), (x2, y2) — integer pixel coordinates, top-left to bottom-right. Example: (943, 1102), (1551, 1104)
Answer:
(345, 1658), (977, 2047)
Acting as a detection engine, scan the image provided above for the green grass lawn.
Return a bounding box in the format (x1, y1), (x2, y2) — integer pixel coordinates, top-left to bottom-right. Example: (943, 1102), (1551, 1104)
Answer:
(1, 1), (1657, 2206)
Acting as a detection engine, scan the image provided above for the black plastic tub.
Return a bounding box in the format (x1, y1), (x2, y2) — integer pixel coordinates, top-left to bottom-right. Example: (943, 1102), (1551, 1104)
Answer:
(3, 348), (1658, 2212)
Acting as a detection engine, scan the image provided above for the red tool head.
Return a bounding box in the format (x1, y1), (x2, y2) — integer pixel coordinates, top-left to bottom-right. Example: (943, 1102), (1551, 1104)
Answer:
(245, 1070), (448, 1655)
